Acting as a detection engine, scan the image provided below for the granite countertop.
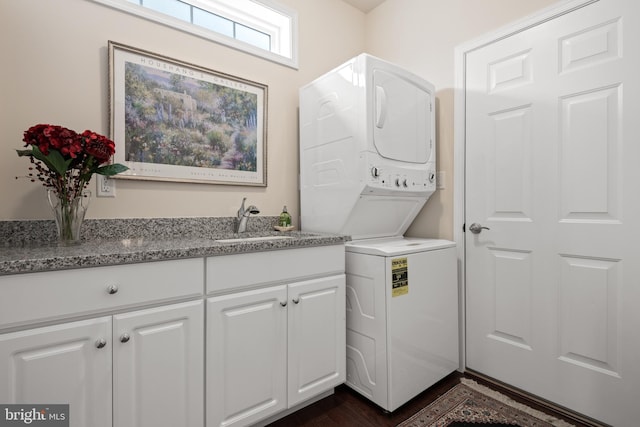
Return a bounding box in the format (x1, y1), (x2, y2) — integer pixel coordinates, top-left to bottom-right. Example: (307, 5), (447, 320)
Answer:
(0, 217), (349, 276)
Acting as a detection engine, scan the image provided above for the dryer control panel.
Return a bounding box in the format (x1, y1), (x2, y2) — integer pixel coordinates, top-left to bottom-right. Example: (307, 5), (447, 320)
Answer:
(364, 162), (435, 196)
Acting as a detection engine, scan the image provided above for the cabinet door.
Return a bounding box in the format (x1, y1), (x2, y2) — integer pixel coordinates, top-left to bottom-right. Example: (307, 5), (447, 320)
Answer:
(0, 317), (112, 427)
(207, 285), (287, 427)
(287, 274), (346, 407)
(113, 300), (204, 427)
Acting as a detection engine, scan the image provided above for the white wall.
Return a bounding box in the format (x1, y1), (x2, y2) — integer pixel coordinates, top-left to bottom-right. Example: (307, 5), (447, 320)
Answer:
(365, 0), (558, 240)
(0, 0), (365, 221)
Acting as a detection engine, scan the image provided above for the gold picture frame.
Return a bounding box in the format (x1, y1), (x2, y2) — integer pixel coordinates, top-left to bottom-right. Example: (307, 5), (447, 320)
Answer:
(109, 41), (267, 186)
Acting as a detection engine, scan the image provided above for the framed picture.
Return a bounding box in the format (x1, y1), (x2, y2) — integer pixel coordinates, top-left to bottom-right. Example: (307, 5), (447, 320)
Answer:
(108, 41), (267, 186)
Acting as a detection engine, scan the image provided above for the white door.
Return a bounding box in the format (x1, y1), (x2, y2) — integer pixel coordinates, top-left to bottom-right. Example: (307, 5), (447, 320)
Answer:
(465, 0), (640, 425)
(0, 317), (112, 427)
(113, 300), (204, 427)
(207, 285), (288, 427)
(287, 275), (346, 407)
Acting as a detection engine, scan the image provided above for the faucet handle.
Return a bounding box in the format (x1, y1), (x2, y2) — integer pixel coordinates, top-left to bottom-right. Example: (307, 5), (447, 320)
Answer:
(237, 197), (247, 217)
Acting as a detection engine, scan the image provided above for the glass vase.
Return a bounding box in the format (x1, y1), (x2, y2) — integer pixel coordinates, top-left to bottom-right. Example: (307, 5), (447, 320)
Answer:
(47, 190), (91, 245)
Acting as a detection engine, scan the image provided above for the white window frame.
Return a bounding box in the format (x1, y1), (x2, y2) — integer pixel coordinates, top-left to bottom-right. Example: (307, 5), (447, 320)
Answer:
(90, 0), (299, 69)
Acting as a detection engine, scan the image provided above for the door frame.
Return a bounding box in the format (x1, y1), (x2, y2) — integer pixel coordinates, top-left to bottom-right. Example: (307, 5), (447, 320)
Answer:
(452, 0), (598, 370)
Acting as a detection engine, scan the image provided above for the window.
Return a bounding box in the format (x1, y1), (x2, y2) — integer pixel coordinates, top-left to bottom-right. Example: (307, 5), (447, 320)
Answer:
(92, 0), (298, 68)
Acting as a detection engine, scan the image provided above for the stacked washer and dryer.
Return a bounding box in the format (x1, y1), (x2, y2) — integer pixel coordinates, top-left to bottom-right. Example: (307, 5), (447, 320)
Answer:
(299, 54), (459, 412)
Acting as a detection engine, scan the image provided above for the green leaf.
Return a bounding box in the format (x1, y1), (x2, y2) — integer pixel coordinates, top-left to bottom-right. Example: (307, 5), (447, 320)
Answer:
(24, 146), (73, 176)
(21, 146), (62, 175)
(96, 163), (129, 176)
(16, 149), (34, 157)
(44, 149), (72, 176)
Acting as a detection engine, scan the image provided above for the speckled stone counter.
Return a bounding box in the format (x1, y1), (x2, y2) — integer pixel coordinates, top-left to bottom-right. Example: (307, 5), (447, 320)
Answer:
(0, 217), (349, 275)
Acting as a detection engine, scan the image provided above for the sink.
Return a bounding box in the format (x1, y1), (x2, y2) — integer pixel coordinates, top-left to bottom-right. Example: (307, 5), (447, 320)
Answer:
(214, 236), (294, 243)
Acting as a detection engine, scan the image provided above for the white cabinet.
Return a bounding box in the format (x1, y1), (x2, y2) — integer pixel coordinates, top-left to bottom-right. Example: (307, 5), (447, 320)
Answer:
(0, 243), (345, 427)
(0, 317), (113, 427)
(0, 301), (204, 427)
(207, 286), (288, 427)
(113, 300), (204, 427)
(206, 252), (346, 427)
(0, 258), (205, 427)
(287, 275), (345, 407)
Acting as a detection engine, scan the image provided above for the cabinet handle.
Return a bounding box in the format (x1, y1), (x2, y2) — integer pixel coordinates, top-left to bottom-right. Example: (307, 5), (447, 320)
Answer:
(95, 339), (107, 349)
(107, 285), (119, 295)
(292, 298), (300, 304)
(120, 333), (131, 343)
(280, 301), (287, 307)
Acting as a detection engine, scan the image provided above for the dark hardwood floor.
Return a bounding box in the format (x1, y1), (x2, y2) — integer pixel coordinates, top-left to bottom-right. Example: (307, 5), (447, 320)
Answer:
(266, 372), (598, 427)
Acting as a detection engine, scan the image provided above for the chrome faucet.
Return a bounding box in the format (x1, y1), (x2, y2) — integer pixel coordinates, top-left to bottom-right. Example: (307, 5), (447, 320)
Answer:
(236, 197), (260, 233)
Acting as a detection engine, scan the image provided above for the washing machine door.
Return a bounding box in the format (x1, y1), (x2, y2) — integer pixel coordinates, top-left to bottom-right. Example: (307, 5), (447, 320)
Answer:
(373, 69), (433, 164)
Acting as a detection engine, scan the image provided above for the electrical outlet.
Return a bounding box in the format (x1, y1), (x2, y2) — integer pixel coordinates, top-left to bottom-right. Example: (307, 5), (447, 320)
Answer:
(436, 171), (446, 190)
(97, 174), (116, 197)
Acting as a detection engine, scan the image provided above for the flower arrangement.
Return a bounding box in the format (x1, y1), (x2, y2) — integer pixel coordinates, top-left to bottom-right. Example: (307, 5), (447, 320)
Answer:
(17, 124), (128, 243)
(17, 124), (128, 198)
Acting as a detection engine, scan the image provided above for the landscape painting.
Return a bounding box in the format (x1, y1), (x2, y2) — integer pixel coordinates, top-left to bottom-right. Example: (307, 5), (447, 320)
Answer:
(109, 41), (267, 185)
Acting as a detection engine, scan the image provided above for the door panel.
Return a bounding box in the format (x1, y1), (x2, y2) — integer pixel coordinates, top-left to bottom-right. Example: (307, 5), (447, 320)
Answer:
(488, 248), (533, 350)
(488, 105), (533, 221)
(288, 275), (346, 407)
(113, 300), (204, 427)
(0, 317), (112, 427)
(558, 256), (620, 376)
(464, 1), (640, 425)
(207, 286), (287, 427)
(559, 86), (621, 221)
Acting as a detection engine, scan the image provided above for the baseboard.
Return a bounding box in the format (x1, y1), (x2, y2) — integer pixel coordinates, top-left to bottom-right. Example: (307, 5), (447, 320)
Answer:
(464, 370), (609, 427)
(252, 389), (334, 427)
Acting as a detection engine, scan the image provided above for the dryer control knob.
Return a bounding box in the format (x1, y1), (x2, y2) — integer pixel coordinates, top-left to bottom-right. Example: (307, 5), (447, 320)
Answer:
(371, 166), (380, 178)
(395, 178), (401, 187)
(402, 179), (408, 188)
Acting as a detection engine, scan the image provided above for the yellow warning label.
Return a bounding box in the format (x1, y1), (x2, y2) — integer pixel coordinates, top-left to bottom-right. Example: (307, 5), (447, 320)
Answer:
(391, 257), (408, 297)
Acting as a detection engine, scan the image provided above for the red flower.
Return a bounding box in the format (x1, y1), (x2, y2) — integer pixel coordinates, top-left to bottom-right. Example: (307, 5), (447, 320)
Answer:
(23, 124), (53, 155)
(81, 130), (116, 163)
(23, 124), (84, 158)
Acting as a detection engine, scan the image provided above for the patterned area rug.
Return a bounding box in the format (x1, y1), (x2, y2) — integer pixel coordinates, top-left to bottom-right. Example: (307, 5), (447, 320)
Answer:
(398, 379), (575, 427)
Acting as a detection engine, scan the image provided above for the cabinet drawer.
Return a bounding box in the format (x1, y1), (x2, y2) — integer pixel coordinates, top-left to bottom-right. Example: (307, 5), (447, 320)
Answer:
(206, 245), (345, 294)
(0, 258), (204, 330)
